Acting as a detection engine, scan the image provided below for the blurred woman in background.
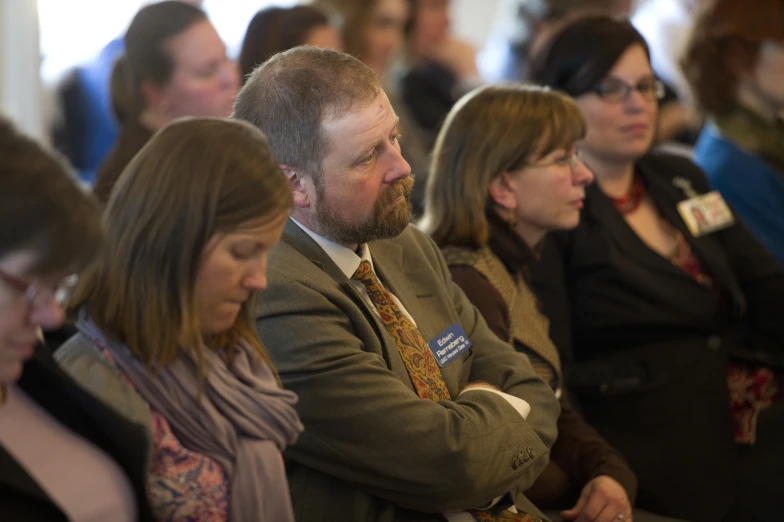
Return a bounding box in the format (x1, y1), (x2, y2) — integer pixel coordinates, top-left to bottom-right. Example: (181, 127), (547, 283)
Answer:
(59, 118), (302, 521)
(238, 5), (342, 85)
(93, 1), (238, 203)
(0, 117), (152, 521)
(399, 0), (482, 149)
(685, 0), (784, 264)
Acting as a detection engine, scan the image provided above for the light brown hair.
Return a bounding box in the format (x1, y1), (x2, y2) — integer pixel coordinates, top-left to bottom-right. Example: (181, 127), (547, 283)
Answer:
(682, 0), (784, 116)
(420, 83), (586, 248)
(69, 118), (292, 383)
(313, 0), (374, 61)
(0, 118), (103, 276)
(233, 46), (381, 180)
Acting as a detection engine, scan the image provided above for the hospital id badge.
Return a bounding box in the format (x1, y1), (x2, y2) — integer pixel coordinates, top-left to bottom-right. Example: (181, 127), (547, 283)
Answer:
(677, 191), (735, 237)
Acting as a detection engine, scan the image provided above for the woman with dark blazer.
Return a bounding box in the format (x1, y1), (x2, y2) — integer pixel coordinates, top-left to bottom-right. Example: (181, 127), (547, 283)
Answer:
(528, 16), (784, 522)
(0, 117), (152, 521)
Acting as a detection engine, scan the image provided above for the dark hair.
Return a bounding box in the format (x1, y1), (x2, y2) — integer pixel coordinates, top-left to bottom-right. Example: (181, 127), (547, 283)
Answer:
(124, 0), (207, 116)
(0, 118), (103, 276)
(239, 5), (334, 85)
(683, 0), (784, 116)
(233, 46), (381, 180)
(528, 15), (650, 97)
(70, 118), (291, 384)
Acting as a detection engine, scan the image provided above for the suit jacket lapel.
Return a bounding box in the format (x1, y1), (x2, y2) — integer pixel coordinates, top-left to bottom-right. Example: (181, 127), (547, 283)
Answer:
(0, 448), (52, 505)
(639, 163), (745, 313)
(371, 236), (465, 393)
(281, 220), (419, 389)
(585, 181), (695, 283)
(2, 346), (151, 518)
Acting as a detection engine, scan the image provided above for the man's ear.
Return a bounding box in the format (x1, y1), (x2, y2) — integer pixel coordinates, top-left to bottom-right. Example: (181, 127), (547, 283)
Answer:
(487, 173), (517, 212)
(280, 164), (310, 209)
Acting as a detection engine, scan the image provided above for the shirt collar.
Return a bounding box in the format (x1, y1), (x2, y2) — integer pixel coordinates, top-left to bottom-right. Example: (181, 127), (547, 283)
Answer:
(290, 218), (375, 279)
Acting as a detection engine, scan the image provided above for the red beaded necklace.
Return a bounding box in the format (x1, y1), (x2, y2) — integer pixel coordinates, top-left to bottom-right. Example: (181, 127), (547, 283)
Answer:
(609, 174), (645, 214)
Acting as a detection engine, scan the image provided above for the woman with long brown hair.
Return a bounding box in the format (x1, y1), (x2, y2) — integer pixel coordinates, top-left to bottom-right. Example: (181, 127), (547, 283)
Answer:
(58, 117), (302, 521)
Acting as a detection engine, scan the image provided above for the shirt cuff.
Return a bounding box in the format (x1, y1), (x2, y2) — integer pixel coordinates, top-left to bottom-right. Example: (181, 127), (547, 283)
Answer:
(459, 386), (531, 419)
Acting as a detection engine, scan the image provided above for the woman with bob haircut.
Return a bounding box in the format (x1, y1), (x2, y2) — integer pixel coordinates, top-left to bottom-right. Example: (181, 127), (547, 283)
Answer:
(0, 117), (152, 521)
(422, 84), (679, 522)
(57, 117), (303, 522)
(529, 15), (784, 521)
(684, 0), (784, 265)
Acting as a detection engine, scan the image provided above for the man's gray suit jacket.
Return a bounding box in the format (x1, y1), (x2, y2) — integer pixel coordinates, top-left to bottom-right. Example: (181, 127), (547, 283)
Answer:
(256, 220), (560, 522)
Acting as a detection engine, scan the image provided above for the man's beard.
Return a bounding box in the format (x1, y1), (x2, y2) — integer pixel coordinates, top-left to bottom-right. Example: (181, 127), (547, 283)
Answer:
(312, 176), (414, 246)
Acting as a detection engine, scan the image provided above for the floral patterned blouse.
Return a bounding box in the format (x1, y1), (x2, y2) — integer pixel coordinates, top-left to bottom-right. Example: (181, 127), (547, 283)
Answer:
(101, 349), (230, 521)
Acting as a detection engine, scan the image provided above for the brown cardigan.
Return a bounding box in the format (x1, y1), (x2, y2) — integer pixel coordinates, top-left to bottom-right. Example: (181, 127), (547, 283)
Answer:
(447, 211), (638, 508)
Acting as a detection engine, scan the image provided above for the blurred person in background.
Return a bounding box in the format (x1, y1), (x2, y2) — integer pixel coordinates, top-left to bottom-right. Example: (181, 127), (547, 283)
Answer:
(238, 5), (342, 85)
(50, 0), (206, 184)
(0, 117), (152, 521)
(93, 1), (238, 204)
(632, 0), (705, 144)
(684, 0), (784, 265)
(530, 15), (784, 522)
(58, 118), (303, 521)
(398, 0), (483, 150)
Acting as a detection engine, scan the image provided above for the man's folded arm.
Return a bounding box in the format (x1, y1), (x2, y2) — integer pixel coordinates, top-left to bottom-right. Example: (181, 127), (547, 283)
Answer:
(257, 277), (550, 512)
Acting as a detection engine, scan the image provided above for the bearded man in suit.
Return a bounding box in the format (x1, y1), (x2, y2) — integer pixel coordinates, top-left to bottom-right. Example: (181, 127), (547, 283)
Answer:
(233, 46), (560, 522)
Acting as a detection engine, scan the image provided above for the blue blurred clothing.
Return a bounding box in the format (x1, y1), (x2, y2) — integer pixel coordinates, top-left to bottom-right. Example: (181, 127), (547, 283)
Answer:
(53, 37), (124, 184)
(694, 124), (784, 265)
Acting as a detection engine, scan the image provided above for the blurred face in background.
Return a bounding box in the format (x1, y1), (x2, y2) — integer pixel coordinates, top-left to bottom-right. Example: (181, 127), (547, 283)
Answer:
(363, 0), (409, 74)
(743, 40), (784, 111)
(302, 24), (343, 51)
(151, 19), (239, 120)
(410, 0), (450, 52)
(0, 251), (66, 385)
(575, 44), (659, 167)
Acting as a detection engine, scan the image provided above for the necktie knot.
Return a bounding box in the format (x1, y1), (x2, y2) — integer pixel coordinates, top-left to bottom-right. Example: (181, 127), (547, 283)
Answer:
(351, 259), (375, 283)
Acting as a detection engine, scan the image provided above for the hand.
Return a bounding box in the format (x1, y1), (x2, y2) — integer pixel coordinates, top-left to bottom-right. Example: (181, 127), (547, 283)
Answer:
(561, 476), (632, 522)
(422, 36), (478, 80)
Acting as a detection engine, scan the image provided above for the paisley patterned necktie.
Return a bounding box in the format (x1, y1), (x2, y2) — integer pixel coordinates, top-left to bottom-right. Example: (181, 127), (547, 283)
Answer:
(352, 260), (544, 522)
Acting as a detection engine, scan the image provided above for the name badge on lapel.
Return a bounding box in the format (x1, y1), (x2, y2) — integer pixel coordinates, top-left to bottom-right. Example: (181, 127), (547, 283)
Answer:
(428, 323), (472, 367)
(677, 191), (735, 237)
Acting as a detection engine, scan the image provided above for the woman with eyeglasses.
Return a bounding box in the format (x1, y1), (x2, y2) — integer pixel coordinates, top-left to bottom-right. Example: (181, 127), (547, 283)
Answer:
(422, 83), (686, 522)
(0, 118), (152, 521)
(528, 16), (784, 522)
